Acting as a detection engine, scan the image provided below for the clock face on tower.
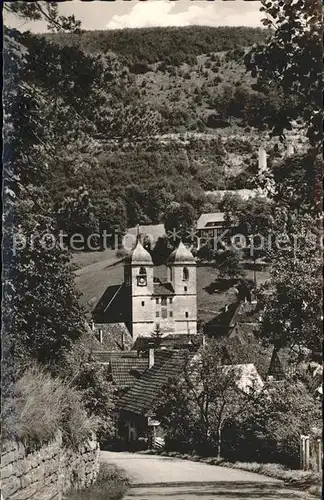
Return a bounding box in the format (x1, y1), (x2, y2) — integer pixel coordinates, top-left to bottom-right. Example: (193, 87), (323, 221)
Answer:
(137, 275), (147, 287)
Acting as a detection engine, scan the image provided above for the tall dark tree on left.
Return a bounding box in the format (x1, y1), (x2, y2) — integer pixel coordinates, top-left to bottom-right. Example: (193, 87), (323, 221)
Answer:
(2, 8), (86, 393)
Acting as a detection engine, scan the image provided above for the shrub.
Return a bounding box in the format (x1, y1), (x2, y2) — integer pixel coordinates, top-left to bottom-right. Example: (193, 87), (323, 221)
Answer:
(65, 462), (129, 500)
(2, 366), (98, 448)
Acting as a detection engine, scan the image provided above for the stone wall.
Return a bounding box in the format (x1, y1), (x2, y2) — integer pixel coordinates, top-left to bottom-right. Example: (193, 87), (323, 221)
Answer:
(1, 432), (100, 500)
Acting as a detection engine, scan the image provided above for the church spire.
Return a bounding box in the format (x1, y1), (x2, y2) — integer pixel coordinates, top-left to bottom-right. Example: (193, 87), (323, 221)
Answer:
(136, 224), (141, 243)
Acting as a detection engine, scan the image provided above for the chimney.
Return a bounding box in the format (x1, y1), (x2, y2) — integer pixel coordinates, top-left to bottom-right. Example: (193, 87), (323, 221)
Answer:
(224, 304), (228, 312)
(148, 346), (154, 369)
(258, 147), (267, 174)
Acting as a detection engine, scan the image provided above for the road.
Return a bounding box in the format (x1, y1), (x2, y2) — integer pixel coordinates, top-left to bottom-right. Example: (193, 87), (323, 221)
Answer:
(101, 451), (312, 500)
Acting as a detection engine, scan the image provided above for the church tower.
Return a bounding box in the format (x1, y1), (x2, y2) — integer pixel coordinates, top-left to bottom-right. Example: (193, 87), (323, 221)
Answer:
(167, 241), (197, 335)
(124, 239), (155, 340)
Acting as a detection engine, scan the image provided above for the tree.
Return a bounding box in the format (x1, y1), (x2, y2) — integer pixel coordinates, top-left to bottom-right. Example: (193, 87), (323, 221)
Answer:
(155, 342), (261, 456)
(151, 235), (173, 265)
(164, 202), (197, 242)
(197, 242), (214, 262)
(3, 11), (88, 385)
(151, 324), (163, 347)
(2, 212), (86, 375)
(59, 330), (115, 442)
(258, 248), (322, 353)
(245, 0), (322, 147)
(216, 249), (246, 281)
(4, 2), (82, 33)
(56, 186), (99, 249)
(231, 379), (322, 467)
(271, 151), (322, 215)
(256, 210), (322, 353)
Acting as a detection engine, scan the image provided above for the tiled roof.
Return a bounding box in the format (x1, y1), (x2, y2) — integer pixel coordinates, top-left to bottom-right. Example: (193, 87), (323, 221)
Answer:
(118, 350), (189, 416)
(153, 282), (174, 295)
(111, 357), (149, 389)
(92, 350), (140, 363)
(92, 323), (133, 351)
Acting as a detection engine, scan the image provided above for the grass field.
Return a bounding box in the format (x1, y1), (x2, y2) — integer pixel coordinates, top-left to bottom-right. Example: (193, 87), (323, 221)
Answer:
(197, 265), (269, 325)
(72, 248), (117, 270)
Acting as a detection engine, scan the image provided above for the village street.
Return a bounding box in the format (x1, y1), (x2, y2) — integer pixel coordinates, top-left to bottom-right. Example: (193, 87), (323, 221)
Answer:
(101, 451), (312, 500)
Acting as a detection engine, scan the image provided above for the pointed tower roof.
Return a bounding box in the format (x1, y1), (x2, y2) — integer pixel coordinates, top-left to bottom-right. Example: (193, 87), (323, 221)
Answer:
(125, 240), (153, 265)
(168, 241), (195, 265)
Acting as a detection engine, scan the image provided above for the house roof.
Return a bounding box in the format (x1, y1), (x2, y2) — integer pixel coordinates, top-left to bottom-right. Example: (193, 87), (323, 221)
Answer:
(110, 357), (149, 389)
(91, 322), (133, 351)
(205, 189), (267, 201)
(196, 212), (226, 230)
(92, 284), (129, 323)
(223, 335), (273, 380)
(222, 363), (264, 393)
(118, 350), (189, 416)
(153, 282), (174, 295)
(203, 301), (241, 337)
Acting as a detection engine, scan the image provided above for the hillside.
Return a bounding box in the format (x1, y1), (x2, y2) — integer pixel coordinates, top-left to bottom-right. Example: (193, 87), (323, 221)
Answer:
(45, 26), (267, 64)
(35, 26), (304, 233)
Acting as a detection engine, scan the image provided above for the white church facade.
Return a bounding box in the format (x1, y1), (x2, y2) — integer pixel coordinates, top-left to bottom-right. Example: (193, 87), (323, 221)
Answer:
(93, 240), (197, 341)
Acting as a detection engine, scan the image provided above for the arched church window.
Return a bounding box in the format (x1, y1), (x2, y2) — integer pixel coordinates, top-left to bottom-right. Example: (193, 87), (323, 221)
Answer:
(139, 266), (147, 276)
(137, 266), (147, 286)
(183, 267), (189, 281)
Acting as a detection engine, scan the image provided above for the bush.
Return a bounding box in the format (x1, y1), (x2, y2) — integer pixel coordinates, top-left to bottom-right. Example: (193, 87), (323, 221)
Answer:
(2, 366), (98, 449)
(65, 462), (129, 500)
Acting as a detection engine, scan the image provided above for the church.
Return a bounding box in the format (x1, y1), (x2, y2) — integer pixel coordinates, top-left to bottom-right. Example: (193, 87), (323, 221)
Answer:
(92, 239), (197, 341)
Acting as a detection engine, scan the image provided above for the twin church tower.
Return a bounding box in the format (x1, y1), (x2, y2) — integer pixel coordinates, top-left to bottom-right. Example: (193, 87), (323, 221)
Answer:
(123, 239), (197, 340)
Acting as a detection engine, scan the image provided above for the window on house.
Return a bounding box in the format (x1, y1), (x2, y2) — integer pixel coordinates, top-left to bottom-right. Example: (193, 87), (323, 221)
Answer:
(169, 297), (173, 304)
(161, 297), (167, 306)
(183, 267), (189, 281)
(162, 309), (167, 319)
(141, 301), (145, 306)
(156, 298), (159, 304)
(185, 312), (189, 318)
(169, 311), (173, 318)
(156, 311), (160, 317)
(184, 286), (187, 292)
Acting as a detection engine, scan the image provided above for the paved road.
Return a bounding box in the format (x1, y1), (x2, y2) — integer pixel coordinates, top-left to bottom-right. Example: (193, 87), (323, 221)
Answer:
(101, 451), (311, 500)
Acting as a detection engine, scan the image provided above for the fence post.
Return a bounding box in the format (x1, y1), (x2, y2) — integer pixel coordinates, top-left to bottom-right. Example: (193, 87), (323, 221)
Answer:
(300, 435), (305, 470)
(304, 436), (310, 470)
(317, 439), (322, 473)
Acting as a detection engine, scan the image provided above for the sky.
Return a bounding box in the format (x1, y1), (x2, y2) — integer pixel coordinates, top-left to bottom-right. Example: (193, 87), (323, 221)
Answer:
(4, 1), (263, 33)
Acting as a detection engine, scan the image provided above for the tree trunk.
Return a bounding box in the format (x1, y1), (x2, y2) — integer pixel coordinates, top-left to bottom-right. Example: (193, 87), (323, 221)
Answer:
(217, 426), (222, 458)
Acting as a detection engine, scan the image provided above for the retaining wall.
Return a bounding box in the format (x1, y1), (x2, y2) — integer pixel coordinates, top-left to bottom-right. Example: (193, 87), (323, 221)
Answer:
(1, 432), (100, 499)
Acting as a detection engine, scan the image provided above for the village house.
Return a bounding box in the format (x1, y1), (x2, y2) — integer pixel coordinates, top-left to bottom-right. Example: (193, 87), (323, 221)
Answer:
(116, 347), (188, 447)
(195, 212), (236, 250)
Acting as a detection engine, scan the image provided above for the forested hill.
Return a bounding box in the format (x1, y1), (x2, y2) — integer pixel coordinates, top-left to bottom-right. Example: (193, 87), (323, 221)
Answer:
(31, 26), (303, 238)
(45, 25), (267, 64)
